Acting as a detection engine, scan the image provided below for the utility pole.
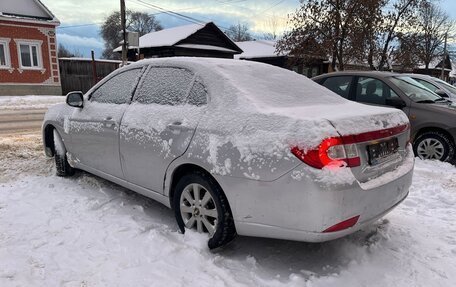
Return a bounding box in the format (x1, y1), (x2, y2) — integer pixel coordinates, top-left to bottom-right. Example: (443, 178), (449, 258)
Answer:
(91, 50), (98, 85)
(441, 32), (448, 81)
(120, 0), (127, 66)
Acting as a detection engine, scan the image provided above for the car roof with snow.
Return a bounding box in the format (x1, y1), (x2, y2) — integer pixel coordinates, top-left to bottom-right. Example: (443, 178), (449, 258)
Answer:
(114, 57), (349, 109)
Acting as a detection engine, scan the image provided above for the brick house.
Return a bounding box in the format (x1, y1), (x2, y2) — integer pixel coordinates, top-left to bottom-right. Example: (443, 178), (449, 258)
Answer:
(0, 0), (61, 95)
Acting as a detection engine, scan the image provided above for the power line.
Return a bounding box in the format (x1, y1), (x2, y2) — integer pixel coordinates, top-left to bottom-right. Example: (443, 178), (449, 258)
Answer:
(258, 0), (287, 15)
(134, 0), (205, 25)
(57, 1), (244, 33)
(133, 0), (232, 30)
(57, 22), (103, 29)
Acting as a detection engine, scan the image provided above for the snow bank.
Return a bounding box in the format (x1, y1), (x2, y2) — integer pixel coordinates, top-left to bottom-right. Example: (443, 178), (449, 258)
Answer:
(0, 96), (65, 110)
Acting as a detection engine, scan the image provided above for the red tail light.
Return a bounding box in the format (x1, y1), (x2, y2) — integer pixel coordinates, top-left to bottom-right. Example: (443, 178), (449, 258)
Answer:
(291, 124), (409, 169)
(291, 137), (360, 169)
(323, 215), (360, 233)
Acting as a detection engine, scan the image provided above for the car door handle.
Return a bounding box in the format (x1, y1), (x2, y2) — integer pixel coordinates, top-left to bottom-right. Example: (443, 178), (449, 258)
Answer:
(167, 122), (192, 132)
(103, 117), (116, 128)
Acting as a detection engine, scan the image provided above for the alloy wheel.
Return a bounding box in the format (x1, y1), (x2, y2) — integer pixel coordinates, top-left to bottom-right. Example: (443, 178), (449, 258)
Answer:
(179, 183), (218, 236)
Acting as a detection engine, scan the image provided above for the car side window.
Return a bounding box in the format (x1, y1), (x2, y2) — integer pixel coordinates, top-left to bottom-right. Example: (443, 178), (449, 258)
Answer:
(187, 80), (208, 106)
(134, 67), (194, 105)
(414, 79), (439, 92)
(355, 77), (399, 105)
(322, 76), (353, 99)
(90, 68), (141, 104)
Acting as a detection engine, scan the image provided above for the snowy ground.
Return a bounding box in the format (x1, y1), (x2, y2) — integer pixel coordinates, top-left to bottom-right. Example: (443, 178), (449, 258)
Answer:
(1, 134), (456, 287)
(0, 95), (65, 110)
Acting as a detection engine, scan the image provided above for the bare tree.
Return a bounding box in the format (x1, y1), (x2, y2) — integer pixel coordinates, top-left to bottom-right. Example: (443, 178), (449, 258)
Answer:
(414, 1), (454, 72)
(129, 12), (163, 36)
(261, 15), (280, 40)
(391, 32), (422, 70)
(225, 23), (253, 42)
(276, 0), (363, 70)
(374, 0), (423, 70)
(57, 44), (83, 58)
(278, 0), (430, 71)
(354, 0), (388, 70)
(100, 10), (162, 59)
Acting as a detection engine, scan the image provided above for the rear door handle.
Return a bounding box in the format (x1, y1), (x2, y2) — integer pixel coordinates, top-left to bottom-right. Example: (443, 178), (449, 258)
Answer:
(103, 117), (116, 128)
(167, 122), (192, 133)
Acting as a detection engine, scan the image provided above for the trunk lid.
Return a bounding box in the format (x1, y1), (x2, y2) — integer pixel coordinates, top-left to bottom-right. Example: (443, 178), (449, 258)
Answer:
(273, 102), (411, 183)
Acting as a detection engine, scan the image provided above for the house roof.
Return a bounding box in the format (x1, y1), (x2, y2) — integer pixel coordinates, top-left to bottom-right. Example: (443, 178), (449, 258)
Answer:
(450, 60), (456, 78)
(0, 0), (59, 23)
(114, 22), (242, 54)
(234, 40), (283, 59)
(417, 56), (454, 72)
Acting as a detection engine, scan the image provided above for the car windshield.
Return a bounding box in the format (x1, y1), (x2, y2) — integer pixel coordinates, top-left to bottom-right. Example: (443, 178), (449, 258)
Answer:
(434, 78), (456, 95)
(390, 76), (443, 103)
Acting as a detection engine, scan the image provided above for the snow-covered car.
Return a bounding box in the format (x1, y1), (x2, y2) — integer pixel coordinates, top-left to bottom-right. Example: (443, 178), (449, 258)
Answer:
(42, 58), (414, 249)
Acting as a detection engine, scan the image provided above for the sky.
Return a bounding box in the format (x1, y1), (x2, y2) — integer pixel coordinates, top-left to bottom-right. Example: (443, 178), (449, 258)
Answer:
(41, 0), (456, 59)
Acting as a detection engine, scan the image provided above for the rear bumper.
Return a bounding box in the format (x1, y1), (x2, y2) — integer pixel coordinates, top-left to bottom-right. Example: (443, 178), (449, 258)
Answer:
(234, 189), (409, 243)
(216, 146), (414, 242)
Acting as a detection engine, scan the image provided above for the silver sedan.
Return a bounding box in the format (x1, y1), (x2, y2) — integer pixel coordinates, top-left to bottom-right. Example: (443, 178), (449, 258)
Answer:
(43, 58), (414, 249)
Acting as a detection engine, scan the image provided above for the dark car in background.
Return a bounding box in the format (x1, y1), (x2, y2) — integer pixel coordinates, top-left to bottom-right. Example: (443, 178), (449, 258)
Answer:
(313, 71), (456, 162)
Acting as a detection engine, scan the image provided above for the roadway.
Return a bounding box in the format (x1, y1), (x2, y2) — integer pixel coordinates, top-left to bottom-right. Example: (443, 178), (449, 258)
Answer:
(0, 109), (47, 135)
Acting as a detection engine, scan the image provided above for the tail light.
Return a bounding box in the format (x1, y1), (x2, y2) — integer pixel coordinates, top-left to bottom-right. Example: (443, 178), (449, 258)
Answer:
(291, 137), (360, 169)
(291, 124), (409, 169)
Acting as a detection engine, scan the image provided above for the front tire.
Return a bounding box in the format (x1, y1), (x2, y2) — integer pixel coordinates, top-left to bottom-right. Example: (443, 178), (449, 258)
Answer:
(413, 131), (455, 162)
(173, 171), (236, 249)
(53, 129), (75, 177)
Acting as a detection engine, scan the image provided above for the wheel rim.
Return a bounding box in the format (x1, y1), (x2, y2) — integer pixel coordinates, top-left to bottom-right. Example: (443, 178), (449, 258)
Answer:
(417, 138), (445, 160)
(179, 183), (218, 236)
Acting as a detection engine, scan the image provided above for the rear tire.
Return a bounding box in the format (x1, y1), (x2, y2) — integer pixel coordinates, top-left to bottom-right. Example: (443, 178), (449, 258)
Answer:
(413, 131), (455, 162)
(173, 171), (236, 250)
(53, 129), (75, 177)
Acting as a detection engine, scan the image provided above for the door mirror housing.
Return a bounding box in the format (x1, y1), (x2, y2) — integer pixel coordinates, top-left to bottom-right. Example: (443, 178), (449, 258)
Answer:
(434, 89), (449, 98)
(66, 91), (84, 108)
(385, 98), (406, 109)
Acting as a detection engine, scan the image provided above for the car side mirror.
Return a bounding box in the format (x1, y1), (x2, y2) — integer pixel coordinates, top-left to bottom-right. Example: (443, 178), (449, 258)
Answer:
(434, 89), (449, 98)
(66, 91), (84, 108)
(385, 98), (406, 109)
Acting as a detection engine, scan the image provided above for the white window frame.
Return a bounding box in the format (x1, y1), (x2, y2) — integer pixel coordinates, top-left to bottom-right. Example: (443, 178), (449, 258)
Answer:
(0, 38), (11, 69)
(15, 40), (43, 70)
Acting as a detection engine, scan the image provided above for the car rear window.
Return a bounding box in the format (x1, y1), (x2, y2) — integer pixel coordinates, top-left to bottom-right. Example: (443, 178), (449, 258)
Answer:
(322, 76), (353, 99)
(214, 62), (346, 107)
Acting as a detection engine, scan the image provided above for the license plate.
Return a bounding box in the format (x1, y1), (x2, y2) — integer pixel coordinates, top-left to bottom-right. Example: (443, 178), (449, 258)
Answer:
(367, 138), (399, 165)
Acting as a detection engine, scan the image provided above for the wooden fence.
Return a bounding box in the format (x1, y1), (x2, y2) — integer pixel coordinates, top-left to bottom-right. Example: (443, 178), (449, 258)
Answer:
(59, 58), (121, 95)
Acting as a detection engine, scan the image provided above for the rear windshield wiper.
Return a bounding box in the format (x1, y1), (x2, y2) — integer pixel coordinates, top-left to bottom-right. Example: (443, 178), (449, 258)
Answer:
(415, 100), (436, 104)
